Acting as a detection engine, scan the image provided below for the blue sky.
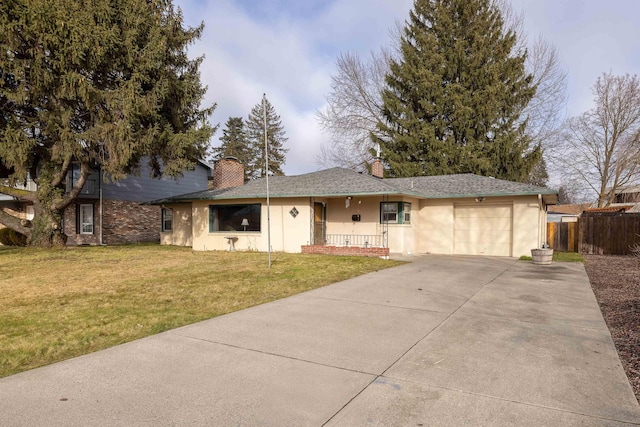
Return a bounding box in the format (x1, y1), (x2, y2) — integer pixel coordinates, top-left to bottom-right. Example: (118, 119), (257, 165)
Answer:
(175, 0), (640, 185)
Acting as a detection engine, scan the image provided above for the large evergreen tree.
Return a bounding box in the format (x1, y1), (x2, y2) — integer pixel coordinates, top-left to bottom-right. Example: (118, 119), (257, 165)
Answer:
(213, 117), (253, 181)
(525, 157), (549, 187)
(245, 96), (288, 179)
(376, 0), (540, 181)
(0, 0), (214, 246)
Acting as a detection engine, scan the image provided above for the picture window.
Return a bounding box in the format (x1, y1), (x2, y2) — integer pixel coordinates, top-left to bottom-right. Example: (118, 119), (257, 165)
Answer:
(209, 204), (261, 232)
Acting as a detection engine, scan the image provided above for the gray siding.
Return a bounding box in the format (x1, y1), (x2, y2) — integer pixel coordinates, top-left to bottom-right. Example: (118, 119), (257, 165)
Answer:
(102, 162), (211, 202)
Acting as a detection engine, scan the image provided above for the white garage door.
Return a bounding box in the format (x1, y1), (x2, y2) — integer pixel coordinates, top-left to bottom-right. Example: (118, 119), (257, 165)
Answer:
(454, 204), (512, 256)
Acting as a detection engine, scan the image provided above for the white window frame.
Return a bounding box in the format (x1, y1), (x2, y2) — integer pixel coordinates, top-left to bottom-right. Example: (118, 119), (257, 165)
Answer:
(79, 204), (94, 234)
(381, 202), (398, 223)
(381, 202), (411, 224)
(403, 202), (412, 224)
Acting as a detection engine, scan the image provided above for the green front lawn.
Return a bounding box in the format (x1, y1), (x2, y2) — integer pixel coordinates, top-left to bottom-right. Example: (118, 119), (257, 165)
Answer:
(0, 244), (402, 377)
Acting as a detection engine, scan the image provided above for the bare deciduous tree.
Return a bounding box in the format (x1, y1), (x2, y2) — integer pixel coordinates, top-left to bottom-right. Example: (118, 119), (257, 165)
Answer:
(315, 50), (391, 171)
(316, 1), (567, 173)
(552, 73), (640, 207)
(520, 37), (567, 146)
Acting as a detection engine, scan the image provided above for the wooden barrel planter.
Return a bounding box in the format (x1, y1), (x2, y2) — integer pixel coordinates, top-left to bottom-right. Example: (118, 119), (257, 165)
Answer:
(531, 248), (553, 265)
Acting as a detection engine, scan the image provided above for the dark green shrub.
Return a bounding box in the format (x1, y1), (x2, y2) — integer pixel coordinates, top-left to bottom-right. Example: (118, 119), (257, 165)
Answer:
(0, 227), (27, 246)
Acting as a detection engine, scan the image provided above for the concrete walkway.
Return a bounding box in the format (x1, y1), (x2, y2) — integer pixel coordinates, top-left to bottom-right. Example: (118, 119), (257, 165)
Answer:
(1, 255), (639, 426)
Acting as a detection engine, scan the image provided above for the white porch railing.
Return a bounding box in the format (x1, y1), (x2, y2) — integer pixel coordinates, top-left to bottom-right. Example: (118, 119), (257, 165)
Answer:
(325, 234), (386, 248)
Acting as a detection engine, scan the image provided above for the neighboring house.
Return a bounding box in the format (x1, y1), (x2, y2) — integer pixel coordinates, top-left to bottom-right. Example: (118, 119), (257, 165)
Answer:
(545, 187), (640, 222)
(588, 185), (640, 214)
(613, 185), (640, 204)
(583, 206), (638, 214)
(151, 158), (558, 258)
(547, 203), (591, 223)
(0, 160), (212, 245)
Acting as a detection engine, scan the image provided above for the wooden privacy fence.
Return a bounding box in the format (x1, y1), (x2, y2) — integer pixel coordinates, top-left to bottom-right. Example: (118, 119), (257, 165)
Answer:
(547, 221), (579, 252)
(547, 213), (640, 255)
(579, 212), (640, 255)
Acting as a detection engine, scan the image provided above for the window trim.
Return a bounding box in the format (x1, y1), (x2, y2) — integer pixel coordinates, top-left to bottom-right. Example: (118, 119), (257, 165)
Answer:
(381, 202), (398, 223)
(209, 203), (261, 233)
(79, 203), (94, 235)
(162, 208), (173, 232)
(403, 202), (412, 224)
(380, 201), (411, 224)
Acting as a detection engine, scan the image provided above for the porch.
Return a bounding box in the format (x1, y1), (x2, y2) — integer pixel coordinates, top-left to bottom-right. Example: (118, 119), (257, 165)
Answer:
(301, 233), (390, 258)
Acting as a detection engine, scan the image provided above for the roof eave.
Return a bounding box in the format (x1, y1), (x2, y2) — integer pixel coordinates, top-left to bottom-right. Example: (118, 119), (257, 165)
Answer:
(421, 190), (558, 199)
(152, 189), (557, 204)
(183, 189), (420, 201)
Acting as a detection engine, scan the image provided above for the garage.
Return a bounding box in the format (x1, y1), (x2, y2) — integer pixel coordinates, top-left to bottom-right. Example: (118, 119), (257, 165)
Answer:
(454, 203), (513, 256)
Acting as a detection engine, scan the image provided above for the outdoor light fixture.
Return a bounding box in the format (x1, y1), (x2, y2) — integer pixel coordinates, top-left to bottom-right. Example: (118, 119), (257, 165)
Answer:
(345, 196), (352, 208)
(241, 218), (249, 231)
(475, 197), (486, 203)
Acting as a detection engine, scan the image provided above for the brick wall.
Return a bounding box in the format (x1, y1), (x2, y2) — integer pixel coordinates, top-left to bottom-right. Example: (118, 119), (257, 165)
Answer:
(64, 200), (161, 245)
(371, 157), (384, 178)
(64, 202), (101, 245)
(211, 157), (244, 190)
(102, 200), (161, 244)
(301, 245), (390, 258)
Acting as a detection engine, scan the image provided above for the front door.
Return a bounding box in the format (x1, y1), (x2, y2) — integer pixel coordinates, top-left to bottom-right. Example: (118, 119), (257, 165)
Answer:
(313, 202), (326, 245)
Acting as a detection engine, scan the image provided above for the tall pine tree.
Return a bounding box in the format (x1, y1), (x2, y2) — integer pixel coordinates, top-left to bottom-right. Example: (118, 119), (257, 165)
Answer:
(376, 0), (540, 181)
(0, 0), (214, 246)
(213, 117), (253, 181)
(245, 96), (288, 179)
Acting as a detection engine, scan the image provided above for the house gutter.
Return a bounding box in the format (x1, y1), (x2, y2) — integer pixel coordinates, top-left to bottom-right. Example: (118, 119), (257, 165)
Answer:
(538, 194), (546, 248)
(154, 189), (559, 204)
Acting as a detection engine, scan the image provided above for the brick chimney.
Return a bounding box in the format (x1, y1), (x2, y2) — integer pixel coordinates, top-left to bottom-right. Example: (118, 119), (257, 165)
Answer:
(211, 157), (244, 190)
(371, 157), (384, 179)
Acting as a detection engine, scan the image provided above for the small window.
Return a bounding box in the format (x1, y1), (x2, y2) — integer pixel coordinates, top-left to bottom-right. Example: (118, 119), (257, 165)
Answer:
(162, 208), (173, 232)
(381, 202), (398, 222)
(403, 202), (411, 224)
(380, 202), (411, 224)
(209, 204), (261, 232)
(79, 204), (94, 234)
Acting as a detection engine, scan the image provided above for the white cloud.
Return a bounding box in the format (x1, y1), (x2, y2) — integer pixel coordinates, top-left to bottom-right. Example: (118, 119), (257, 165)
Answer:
(177, 0), (640, 177)
(175, 0), (411, 175)
(518, 0), (640, 116)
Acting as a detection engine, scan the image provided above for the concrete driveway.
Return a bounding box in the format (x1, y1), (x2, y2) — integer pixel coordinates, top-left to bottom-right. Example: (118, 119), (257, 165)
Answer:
(1, 255), (639, 426)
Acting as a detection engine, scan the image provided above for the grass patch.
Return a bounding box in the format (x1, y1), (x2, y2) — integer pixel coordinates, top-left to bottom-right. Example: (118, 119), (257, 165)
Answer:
(519, 251), (584, 262)
(553, 251), (584, 262)
(0, 244), (402, 377)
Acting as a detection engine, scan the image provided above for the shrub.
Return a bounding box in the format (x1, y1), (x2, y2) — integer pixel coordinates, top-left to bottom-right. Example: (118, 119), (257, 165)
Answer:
(0, 227), (27, 246)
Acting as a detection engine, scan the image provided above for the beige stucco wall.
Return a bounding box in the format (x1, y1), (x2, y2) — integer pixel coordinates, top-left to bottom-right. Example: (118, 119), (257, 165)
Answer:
(324, 195), (417, 255)
(168, 193), (547, 258)
(160, 204), (193, 246)
(417, 195), (545, 257)
(190, 197), (312, 252)
(513, 195), (546, 256)
(385, 198), (418, 255)
(325, 196), (379, 236)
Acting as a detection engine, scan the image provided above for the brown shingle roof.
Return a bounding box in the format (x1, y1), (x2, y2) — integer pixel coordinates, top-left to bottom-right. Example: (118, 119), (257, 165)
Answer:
(548, 203), (591, 215)
(584, 206), (634, 213)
